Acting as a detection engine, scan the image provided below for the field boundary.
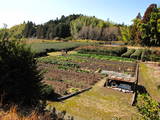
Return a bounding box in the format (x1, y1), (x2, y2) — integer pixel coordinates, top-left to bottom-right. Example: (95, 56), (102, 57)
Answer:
(56, 87), (92, 101)
(131, 63), (139, 106)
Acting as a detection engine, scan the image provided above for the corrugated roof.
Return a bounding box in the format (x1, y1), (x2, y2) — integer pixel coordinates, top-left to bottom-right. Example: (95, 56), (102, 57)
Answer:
(101, 70), (136, 83)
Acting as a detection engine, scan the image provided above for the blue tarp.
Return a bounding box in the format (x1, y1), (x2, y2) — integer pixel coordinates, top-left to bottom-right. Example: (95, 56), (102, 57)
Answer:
(118, 84), (132, 91)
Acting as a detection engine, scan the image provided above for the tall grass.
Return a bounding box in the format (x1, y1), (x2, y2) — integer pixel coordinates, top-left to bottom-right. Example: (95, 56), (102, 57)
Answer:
(0, 106), (39, 120)
(0, 106), (73, 120)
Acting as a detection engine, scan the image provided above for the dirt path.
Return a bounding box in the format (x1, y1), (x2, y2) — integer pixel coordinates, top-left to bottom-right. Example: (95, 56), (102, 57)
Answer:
(94, 77), (107, 87)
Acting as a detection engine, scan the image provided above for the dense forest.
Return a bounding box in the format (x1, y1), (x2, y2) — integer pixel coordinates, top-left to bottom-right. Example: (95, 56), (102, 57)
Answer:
(0, 4), (160, 46)
(22, 15), (122, 41)
(23, 14), (81, 39)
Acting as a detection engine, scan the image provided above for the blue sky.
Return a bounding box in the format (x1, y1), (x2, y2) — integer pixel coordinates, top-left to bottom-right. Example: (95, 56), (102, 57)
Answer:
(0, 0), (160, 28)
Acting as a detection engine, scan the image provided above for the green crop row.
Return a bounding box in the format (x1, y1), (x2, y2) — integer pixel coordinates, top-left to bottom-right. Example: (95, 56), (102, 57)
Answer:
(38, 56), (80, 69)
(77, 46), (127, 57)
(72, 53), (135, 62)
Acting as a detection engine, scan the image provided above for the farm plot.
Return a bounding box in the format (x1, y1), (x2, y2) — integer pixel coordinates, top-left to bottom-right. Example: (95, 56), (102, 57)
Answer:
(28, 42), (95, 57)
(38, 62), (102, 95)
(38, 54), (137, 95)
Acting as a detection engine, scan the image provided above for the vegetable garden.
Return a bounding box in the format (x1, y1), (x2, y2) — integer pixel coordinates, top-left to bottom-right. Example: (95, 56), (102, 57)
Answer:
(38, 53), (137, 95)
(33, 42), (160, 97)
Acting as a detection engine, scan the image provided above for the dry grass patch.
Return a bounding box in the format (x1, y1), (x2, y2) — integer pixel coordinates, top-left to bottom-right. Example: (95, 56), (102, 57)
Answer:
(0, 107), (39, 120)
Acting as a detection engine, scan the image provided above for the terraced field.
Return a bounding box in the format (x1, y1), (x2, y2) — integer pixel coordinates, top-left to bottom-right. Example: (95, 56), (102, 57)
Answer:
(36, 48), (140, 119)
(38, 54), (137, 95)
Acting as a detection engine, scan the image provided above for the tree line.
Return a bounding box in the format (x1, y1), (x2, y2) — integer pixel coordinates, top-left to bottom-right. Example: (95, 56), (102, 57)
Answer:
(23, 14), (81, 39)
(0, 4), (159, 46)
(0, 14), (123, 41)
(22, 15), (122, 41)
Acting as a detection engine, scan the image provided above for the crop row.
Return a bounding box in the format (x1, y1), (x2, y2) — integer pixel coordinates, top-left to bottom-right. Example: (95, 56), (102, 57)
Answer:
(38, 54), (137, 76)
(76, 46), (127, 56)
(38, 56), (80, 71)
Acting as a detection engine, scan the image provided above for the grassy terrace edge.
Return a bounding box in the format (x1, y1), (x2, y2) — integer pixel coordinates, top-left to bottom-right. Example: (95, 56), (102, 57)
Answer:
(139, 63), (160, 102)
(72, 53), (136, 62)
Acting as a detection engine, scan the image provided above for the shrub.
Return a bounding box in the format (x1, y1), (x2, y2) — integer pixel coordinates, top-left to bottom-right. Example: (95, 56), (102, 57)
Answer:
(149, 50), (160, 62)
(150, 55), (160, 62)
(130, 49), (143, 60)
(0, 39), (42, 105)
(157, 85), (160, 90)
(141, 49), (151, 61)
(121, 49), (135, 58)
(40, 84), (54, 99)
(136, 94), (160, 120)
(112, 47), (127, 56)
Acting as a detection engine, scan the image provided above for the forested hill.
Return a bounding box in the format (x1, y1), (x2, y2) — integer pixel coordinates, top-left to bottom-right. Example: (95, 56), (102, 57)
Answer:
(22, 14), (122, 41)
(0, 4), (160, 46)
(0, 14), (123, 41)
(23, 14), (81, 39)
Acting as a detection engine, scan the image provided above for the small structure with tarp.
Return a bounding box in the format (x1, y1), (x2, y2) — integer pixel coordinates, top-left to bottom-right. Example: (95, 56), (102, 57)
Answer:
(101, 70), (136, 93)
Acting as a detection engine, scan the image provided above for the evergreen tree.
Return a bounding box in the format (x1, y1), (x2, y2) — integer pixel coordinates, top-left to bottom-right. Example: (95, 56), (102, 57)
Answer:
(23, 21), (36, 38)
(140, 4), (160, 46)
(0, 39), (43, 105)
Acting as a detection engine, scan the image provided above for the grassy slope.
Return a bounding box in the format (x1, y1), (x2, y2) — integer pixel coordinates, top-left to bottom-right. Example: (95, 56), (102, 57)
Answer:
(47, 79), (140, 120)
(139, 63), (160, 102)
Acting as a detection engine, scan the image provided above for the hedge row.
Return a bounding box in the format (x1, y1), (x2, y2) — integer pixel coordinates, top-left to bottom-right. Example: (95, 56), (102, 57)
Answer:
(130, 49), (143, 59)
(141, 49), (151, 61)
(122, 49), (160, 61)
(121, 49), (135, 58)
(77, 46), (160, 62)
(149, 50), (160, 62)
